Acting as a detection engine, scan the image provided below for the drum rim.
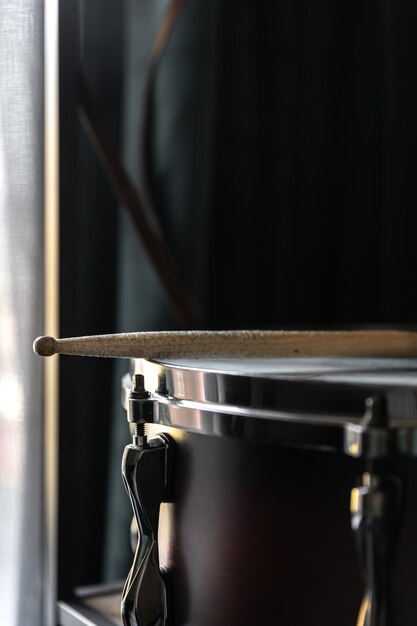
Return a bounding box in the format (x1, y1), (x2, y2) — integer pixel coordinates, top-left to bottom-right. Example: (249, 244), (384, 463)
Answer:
(132, 358), (417, 415)
(119, 358), (417, 456)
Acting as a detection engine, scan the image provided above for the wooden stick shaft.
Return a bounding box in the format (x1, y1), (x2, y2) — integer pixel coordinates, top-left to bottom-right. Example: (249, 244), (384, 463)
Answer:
(33, 330), (417, 360)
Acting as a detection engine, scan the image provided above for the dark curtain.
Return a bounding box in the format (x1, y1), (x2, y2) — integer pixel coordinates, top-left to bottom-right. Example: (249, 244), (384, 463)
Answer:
(149, 0), (417, 329)
(58, 0), (417, 588)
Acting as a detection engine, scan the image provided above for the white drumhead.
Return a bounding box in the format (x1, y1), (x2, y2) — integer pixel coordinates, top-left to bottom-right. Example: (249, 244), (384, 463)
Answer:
(154, 357), (417, 387)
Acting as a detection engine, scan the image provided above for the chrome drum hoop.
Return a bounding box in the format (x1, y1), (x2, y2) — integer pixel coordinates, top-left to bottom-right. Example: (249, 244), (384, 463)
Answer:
(121, 357), (417, 456)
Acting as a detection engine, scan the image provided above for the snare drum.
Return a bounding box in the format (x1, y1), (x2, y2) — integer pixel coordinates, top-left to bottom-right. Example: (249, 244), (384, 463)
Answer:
(120, 358), (417, 626)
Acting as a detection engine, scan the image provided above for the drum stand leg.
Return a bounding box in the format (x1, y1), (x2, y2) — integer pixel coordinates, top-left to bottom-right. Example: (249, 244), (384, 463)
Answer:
(345, 397), (401, 626)
(351, 468), (399, 626)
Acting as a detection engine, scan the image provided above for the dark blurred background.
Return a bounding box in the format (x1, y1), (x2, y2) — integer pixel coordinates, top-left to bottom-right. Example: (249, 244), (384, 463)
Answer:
(57, 0), (417, 599)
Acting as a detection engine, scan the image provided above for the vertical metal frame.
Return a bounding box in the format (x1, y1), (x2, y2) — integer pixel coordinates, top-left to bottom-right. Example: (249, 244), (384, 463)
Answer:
(44, 0), (60, 623)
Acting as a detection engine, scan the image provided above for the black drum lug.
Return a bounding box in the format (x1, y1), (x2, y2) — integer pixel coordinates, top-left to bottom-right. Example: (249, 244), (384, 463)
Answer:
(122, 373), (172, 626)
(121, 434), (172, 626)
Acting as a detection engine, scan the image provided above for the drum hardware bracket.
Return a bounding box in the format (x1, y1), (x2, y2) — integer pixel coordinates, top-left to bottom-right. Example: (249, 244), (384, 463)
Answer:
(349, 396), (401, 626)
(121, 374), (172, 626)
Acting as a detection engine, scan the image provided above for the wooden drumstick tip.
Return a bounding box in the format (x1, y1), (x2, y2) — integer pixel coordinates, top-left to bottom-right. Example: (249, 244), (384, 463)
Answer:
(33, 335), (57, 357)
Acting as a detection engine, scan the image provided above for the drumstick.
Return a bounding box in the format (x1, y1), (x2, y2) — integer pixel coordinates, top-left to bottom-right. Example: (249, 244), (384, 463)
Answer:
(33, 330), (417, 360)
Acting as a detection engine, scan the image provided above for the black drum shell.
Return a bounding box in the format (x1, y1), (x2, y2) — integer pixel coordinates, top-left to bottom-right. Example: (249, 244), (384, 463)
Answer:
(149, 424), (374, 626)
